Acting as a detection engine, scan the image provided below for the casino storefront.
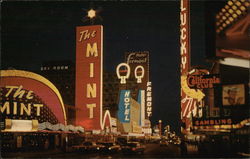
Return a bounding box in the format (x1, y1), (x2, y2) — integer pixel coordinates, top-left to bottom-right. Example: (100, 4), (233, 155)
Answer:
(0, 70), (84, 154)
(186, 0), (250, 155)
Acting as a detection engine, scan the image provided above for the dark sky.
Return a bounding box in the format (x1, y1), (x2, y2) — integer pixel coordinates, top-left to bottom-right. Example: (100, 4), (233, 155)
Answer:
(1, 1), (211, 134)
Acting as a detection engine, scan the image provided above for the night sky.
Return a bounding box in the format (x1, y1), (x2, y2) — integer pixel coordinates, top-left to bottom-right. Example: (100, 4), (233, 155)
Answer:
(1, 1), (211, 134)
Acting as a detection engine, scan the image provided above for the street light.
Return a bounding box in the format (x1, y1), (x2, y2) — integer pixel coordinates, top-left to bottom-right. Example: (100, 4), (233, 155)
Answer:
(158, 120), (162, 136)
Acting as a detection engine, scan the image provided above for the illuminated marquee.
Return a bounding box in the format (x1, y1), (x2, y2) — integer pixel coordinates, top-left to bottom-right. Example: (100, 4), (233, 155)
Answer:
(1, 85), (43, 116)
(193, 118), (232, 126)
(0, 70), (66, 125)
(75, 25), (111, 130)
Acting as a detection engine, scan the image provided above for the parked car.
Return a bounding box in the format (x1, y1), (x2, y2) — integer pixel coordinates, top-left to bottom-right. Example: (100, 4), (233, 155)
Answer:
(97, 142), (121, 153)
(159, 140), (169, 147)
(121, 142), (145, 154)
(73, 141), (104, 153)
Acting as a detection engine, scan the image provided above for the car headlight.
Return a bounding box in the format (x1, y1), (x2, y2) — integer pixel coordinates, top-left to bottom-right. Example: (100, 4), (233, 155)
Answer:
(97, 147), (100, 150)
(109, 147), (111, 150)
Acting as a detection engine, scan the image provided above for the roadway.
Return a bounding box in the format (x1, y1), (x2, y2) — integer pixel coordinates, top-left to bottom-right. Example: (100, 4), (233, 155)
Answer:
(3, 143), (182, 158)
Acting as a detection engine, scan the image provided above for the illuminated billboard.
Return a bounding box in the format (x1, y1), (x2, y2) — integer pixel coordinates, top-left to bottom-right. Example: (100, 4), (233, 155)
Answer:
(0, 70), (67, 125)
(75, 25), (111, 130)
(126, 51), (150, 121)
(125, 51), (149, 87)
(222, 84), (245, 106)
(118, 90), (131, 123)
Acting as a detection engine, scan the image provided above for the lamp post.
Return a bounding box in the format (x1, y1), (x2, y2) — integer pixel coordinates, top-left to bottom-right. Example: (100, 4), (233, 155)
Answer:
(158, 120), (162, 136)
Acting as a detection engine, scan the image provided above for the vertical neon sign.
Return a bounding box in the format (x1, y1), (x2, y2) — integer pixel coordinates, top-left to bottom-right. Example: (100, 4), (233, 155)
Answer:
(180, 0), (192, 122)
(76, 25), (111, 130)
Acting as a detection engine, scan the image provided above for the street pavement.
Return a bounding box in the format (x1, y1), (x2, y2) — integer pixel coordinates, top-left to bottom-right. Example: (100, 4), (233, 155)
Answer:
(2, 143), (247, 158)
(2, 143), (182, 159)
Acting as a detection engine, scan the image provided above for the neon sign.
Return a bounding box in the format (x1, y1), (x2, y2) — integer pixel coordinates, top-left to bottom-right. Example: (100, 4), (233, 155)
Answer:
(118, 90), (131, 123)
(116, 63), (131, 84)
(1, 85), (43, 116)
(187, 74), (220, 89)
(76, 25), (111, 130)
(146, 82), (152, 117)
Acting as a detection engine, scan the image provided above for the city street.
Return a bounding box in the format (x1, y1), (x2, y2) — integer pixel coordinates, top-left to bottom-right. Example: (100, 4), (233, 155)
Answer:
(3, 143), (182, 158)
(1, 1), (250, 159)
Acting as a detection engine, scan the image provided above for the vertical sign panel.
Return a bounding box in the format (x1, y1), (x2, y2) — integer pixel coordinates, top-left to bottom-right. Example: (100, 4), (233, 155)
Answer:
(146, 82), (152, 118)
(137, 90), (145, 126)
(118, 90), (131, 123)
(180, 0), (190, 75)
(76, 25), (102, 130)
(180, 0), (193, 132)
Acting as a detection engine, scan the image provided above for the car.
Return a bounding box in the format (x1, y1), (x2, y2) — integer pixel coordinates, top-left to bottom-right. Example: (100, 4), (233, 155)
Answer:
(97, 142), (121, 153)
(173, 139), (181, 145)
(121, 142), (145, 154)
(73, 141), (105, 153)
(159, 140), (169, 147)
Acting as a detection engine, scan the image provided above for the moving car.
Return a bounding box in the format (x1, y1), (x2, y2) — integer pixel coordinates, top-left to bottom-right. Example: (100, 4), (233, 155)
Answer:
(159, 140), (169, 147)
(98, 142), (121, 153)
(73, 141), (104, 153)
(121, 142), (145, 154)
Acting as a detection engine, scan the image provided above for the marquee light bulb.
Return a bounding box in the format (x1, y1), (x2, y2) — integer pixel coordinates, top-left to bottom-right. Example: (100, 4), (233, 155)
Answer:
(232, 13), (238, 18)
(240, 6), (246, 11)
(236, 1), (241, 6)
(236, 10), (242, 15)
(245, 2), (250, 7)
(232, 5), (237, 10)
(228, 1), (233, 6)
(229, 17), (234, 22)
